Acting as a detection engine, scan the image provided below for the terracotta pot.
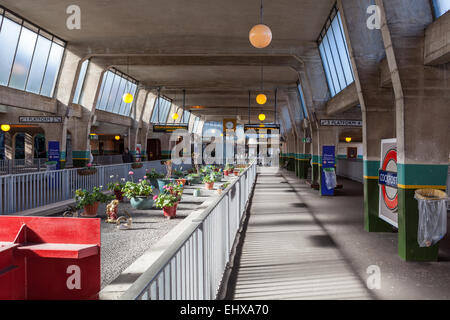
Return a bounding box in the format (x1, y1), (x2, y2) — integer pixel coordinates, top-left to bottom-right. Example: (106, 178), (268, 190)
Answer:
(224, 170), (229, 176)
(163, 205), (177, 218)
(176, 178), (187, 186)
(205, 182), (214, 190)
(83, 202), (100, 217)
(234, 171), (239, 176)
(114, 190), (124, 202)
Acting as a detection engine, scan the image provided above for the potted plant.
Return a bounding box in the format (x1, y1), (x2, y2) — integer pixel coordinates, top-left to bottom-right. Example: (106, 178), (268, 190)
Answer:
(154, 193), (179, 219)
(224, 164), (234, 176)
(45, 161), (58, 171)
(131, 162), (143, 169)
(186, 173), (202, 185)
(145, 168), (164, 189)
(203, 175), (215, 190)
(161, 183), (184, 202)
(122, 179), (154, 210)
(75, 187), (112, 217)
(77, 163), (97, 176)
(107, 181), (126, 202)
(211, 171), (222, 182)
(157, 160), (176, 190)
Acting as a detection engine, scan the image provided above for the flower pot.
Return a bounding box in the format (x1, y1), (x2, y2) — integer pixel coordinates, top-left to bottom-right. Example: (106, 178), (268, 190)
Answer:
(234, 171), (239, 176)
(176, 178), (187, 186)
(130, 196), (154, 210)
(224, 170), (229, 176)
(77, 168), (97, 176)
(163, 205), (177, 218)
(157, 178), (176, 191)
(131, 162), (143, 169)
(114, 190), (124, 202)
(193, 189), (201, 197)
(205, 182), (214, 190)
(82, 202), (100, 217)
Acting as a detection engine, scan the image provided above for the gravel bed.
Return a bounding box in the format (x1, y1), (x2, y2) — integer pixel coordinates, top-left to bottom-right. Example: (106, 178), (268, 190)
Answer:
(51, 179), (234, 289)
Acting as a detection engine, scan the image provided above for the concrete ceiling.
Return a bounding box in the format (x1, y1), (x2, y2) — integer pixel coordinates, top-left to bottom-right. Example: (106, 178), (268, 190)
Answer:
(2, 0), (335, 122)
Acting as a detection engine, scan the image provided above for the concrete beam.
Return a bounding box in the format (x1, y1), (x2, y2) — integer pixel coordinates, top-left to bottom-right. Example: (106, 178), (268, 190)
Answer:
(424, 11), (450, 65)
(0, 86), (58, 114)
(325, 82), (359, 115)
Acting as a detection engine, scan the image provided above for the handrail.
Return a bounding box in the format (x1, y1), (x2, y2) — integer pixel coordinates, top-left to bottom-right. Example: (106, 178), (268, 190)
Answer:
(118, 161), (257, 300)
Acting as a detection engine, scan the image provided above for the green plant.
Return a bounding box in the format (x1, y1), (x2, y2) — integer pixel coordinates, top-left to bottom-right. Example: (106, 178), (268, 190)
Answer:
(75, 187), (112, 209)
(45, 161), (57, 165)
(224, 164), (234, 171)
(107, 181), (125, 192)
(221, 182), (230, 189)
(172, 168), (184, 178)
(153, 193), (178, 208)
(162, 183), (184, 200)
(121, 180), (153, 199)
(145, 168), (164, 180)
(210, 171), (222, 182)
(202, 175), (214, 183)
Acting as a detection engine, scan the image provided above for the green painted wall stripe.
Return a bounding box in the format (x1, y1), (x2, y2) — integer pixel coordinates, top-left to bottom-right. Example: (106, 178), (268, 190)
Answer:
(398, 163), (448, 186)
(364, 160), (379, 177)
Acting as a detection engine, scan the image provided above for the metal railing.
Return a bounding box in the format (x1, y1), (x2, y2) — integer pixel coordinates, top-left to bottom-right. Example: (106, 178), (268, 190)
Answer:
(0, 160), (188, 215)
(119, 161), (257, 300)
(93, 155), (124, 165)
(0, 159), (48, 175)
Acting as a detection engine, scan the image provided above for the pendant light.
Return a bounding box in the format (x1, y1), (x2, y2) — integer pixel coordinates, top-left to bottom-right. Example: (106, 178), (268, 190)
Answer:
(1, 124), (11, 132)
(249, 0), (272, 49)
(256, 64), (267, 105)
(122, 56), (134, 104)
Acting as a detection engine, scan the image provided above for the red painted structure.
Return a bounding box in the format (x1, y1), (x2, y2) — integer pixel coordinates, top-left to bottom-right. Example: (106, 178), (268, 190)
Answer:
(0, 216), (100, 300)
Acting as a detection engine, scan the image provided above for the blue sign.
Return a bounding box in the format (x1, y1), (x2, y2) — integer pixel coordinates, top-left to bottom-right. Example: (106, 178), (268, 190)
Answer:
(321, 145), (335, 196)
(378, 170), (397, 188)
(48, 141), (60, 170)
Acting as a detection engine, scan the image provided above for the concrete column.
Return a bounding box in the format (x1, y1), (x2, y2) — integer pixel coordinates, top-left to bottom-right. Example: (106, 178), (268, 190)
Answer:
(339, 0), (395, 232)
(4, 132), (13, 161)
(376, 0), (450, 261)
(311, 123), (320, 186)
(24, 133), (33, 166)
(129, 89), (148, 160)
(54, 47), (84, 168)
(316, 125), (339, 195)
(69, 62), (105, 167)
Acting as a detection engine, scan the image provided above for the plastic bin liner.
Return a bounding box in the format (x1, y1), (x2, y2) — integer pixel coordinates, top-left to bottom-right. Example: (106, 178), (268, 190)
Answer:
(324, 168), (337, 190)
(414, 189), (448, 248)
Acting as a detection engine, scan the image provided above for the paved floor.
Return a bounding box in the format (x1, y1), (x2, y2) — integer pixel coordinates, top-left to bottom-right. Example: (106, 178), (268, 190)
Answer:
(225, 167), (450, 300)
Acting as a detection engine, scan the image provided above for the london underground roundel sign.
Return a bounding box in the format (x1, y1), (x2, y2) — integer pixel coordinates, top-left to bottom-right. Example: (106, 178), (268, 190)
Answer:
(378, 138), (398, 227)
(380, 149), (398, 210)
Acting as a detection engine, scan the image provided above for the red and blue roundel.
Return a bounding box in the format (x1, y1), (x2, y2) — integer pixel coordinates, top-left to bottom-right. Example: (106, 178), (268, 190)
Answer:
(380, 149), (398, 211)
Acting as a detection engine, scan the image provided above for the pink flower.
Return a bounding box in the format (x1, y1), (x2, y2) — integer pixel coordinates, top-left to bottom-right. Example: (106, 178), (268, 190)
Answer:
(139, 179), (142, 182)
(144, 176), (147, 179)
(87, 163), (92, 167)
(129, 171), (134, 175)
(153, 195), (158, 200)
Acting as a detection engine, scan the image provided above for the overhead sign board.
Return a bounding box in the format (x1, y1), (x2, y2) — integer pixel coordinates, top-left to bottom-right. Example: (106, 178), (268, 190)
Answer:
(320, 119), (362, 127)
(378, 138), (398, 227)
(19, 116), (62, 123)
(153, 124), (188, 133)
(244, 124), (280, 131)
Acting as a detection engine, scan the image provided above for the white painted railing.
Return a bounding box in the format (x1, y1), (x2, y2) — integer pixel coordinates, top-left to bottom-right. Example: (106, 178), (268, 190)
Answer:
(118, 161), (257, 300)
(0, 160), (189, 215)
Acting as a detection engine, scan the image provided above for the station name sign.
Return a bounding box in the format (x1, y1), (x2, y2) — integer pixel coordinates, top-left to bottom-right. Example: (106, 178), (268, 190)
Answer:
(378, 170), (397, 188)
(153, 124), (189, 133)
(320, 119), (362, 127)
(19, 116), (62, 123)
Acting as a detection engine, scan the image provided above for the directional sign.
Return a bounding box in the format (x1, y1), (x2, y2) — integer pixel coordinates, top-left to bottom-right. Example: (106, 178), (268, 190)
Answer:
(244, 124), (280, 131)
(19, 116), (62, 123)
(320, 119), (362, 127)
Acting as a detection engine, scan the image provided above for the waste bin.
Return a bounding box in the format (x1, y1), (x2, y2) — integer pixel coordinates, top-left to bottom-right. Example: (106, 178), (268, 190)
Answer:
(414, 189), (448, 248)
(324, 167), (337, 190)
